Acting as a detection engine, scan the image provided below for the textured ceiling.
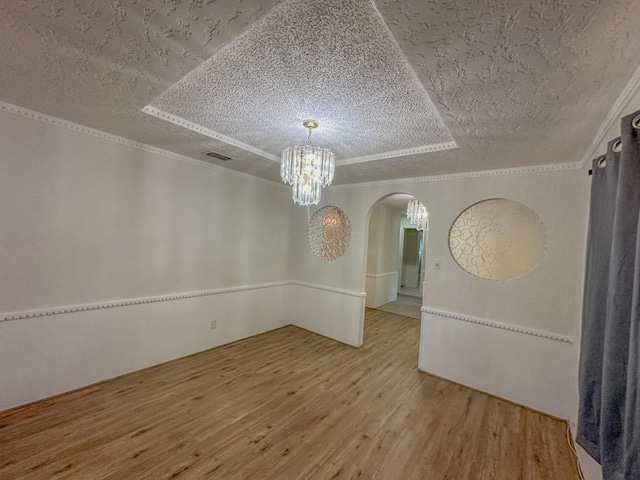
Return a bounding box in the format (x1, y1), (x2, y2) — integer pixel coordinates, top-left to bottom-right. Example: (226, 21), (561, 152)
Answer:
(378, 194), (414, 209)
(144, 0), (455, 162)
(1, 0), (639, 184)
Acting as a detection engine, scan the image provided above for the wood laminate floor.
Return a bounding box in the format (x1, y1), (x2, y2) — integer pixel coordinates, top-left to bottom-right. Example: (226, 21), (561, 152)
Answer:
(0, 309), (580, 479)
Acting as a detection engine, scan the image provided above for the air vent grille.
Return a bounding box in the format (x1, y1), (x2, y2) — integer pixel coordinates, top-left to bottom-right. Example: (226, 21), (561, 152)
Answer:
(204, 151), (233, 161)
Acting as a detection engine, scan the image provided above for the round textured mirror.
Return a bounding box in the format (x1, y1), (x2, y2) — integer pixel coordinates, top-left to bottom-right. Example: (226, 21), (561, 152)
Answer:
(308, 206), (351, 261)
(448, 198), (546, 280)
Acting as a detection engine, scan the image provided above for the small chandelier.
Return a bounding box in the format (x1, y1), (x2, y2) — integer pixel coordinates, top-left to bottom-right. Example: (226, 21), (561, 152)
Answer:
(407, 199), (429, 231)
(281, 119), (335, 205)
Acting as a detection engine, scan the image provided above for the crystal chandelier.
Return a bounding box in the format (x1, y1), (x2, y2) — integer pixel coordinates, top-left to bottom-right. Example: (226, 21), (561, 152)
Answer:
(407, 199), (429, 231)
(281, 119), (335, 205)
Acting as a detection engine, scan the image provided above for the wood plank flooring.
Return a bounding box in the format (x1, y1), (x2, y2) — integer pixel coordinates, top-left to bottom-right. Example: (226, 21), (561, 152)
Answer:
(0, 309), (580, 479)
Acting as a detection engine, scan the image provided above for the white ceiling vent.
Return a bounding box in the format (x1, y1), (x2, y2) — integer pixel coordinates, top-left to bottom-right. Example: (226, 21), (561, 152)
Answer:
(204, 150), (233, 161)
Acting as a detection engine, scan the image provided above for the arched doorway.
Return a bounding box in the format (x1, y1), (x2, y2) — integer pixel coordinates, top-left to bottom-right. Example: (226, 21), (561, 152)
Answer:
(361, 193), (428, 345)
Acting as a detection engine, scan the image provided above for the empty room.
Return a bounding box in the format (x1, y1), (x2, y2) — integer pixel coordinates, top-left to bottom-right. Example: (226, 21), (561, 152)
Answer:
(1, 1), (639, 479)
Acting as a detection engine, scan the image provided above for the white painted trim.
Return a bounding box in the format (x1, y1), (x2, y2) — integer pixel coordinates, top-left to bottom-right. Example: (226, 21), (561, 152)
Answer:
(330, 161), (582, 189)
(0, 101), (285, 188)
(337, 142), (458, 166)
(0, 281), (292, 323)
(421, 307), (574, 344)
(293, 281), (366, 298)
(0, 281), (367, 322)
(365, 271), (399, 279)
(0, 101), (586, 188)
(578, 63), (640, 168)
(141, 106), (279, 162)
(143, 106), (456, 167)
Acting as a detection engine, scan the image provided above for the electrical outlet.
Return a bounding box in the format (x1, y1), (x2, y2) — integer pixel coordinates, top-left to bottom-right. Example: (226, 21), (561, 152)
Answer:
(210, 320), (217, 330)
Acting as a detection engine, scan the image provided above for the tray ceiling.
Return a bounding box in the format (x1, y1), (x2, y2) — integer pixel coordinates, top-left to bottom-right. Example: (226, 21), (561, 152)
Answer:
(1, 0), (639, 184)
(143, 0), (456, 163)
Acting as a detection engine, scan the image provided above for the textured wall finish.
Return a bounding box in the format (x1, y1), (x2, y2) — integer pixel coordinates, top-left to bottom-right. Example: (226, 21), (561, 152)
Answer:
(145, 0), (455, 162)
(449, 199), (546, 281)
(1, 0), (640, 183)
(308, 206), (352, 261)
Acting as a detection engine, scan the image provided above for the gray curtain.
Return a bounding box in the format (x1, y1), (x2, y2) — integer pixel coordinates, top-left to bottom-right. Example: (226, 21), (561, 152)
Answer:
(578, 109), (640, 479)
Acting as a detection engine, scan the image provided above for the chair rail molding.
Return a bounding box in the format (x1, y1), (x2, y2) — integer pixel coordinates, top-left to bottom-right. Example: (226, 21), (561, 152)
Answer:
(293, 281), (367, 298)
(421, 307), (574, 344)
(1, 281), (368, 323)
(365, 271), (399, 279)
(1, 281), (293, 323)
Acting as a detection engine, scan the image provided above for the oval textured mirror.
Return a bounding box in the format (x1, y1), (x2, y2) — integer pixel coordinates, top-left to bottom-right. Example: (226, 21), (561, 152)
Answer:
(308, 206), (351, 261)
(448, 198), (546, 280)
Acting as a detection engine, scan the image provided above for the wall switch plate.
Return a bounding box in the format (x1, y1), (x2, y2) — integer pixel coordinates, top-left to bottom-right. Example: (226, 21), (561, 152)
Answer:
(433, 259), (441, 270)
(210, 320), (217, 330)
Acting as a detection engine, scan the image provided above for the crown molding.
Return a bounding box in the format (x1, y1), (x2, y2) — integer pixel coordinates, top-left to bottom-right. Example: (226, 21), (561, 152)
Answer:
(0, 281), (292, 323)
(578, 63), (640, 168)
(293, 281), (367, 298)
(0, 101), (286, 189)
(1, 100), (592, 192)
(421, 306), (574, 344)
(143, 106), (457, 167)
(330, 161), (582, 190)
(141, 106), (280, 162)
(1, 100), (590, 191)
(337, 141), (458, 166)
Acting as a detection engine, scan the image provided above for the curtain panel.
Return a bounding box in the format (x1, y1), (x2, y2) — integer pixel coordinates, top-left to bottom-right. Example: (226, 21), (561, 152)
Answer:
(578, 109), (640, 479)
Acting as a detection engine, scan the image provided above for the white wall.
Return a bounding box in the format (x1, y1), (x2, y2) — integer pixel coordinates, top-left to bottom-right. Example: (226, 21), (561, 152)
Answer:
(0, 109), (295, 411)
(289, 283), (366, 347)
(292, 170), (590, 419)
(0, 101), (616, 480)
(365, 273), (398, 308)
(365, 204), (401, 308)
(0, 105), (592, 433)
(420, 309), (576, 419)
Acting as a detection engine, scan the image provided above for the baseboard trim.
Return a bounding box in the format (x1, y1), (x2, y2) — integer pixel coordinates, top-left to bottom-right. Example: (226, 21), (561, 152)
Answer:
(567, 424), (590, 480)
(0, 281), (292, 323)
(418, 369), (566, 423)
(421, 306), (574, 344)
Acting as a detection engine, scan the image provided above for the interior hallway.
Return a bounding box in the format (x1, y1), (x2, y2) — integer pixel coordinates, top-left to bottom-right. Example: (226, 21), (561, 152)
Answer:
(399, 286), (422, 297)
(0, 310), (580, 479)
(377, 294), (422, 319)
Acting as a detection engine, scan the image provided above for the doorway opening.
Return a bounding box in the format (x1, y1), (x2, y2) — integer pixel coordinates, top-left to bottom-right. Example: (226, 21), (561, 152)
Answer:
(362, 193), (428, 328)
(399, 222), (426, 299)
